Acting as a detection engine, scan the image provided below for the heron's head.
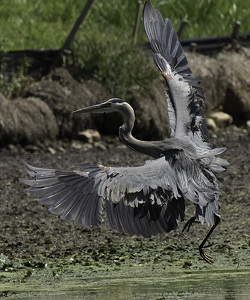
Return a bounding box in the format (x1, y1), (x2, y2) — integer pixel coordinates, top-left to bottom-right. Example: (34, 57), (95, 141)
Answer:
(71, 98), (130, 115)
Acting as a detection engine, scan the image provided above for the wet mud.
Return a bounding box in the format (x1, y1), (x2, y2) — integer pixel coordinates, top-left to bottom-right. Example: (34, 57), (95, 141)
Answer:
(0, 127), (249, 299)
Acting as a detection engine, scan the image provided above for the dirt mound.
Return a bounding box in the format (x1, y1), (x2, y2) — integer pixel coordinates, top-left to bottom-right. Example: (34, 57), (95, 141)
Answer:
(27, 68), (170, 140)
(1, 48), (250, 145)
(217, 49), (250, 123)
(26, 68), (113, 139)
(0, 93), (58, 145)
(129, 80), (170, 139)
(187, 47), (250, 125)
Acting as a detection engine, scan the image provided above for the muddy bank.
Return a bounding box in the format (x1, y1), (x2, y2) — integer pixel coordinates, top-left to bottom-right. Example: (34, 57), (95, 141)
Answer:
(1, 47), (250, 146)
(0, 125), (249, 271)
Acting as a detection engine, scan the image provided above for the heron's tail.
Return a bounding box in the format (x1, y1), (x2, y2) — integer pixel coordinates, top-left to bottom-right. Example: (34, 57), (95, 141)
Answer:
(209, 147), (229, 175)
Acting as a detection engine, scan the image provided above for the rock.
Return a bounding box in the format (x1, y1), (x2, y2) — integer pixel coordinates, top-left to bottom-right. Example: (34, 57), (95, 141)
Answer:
(27, 68), (112, 139)
(209, 112), (233, 128)
(48, 147), (56, 155)
(0, 93), (58, 145)
(246, 120), (250, 132)
(71, 140), (93, 151)
(77, 129), (101, 144)
(129, 80), (170, 139)
(27, 68), (170, 140)
(187, 52), (220, 113)
(71, 140), (83, 150)
(216, 49), (250, 124)
(93, 142), (107, 150)
(187, 48), (250, 125)
(25, 144), (40, 152)
(206, 117), (217, 131)
(26, 50), (250, 140)
(3, 45), (250, 146)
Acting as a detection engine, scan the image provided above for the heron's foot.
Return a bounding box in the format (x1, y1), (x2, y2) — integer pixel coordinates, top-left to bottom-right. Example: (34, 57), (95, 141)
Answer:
(199, 247), (213, 264)
(182, 216), (197, 232)
(198, 214), (220, 263)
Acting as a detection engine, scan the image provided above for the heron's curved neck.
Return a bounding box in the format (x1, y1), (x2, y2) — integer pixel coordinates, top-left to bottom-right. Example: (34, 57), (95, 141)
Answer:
(119, 108), (162, 158)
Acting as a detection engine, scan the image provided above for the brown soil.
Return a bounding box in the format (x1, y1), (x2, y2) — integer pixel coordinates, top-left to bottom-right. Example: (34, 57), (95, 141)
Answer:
(0, 126), (249, 273)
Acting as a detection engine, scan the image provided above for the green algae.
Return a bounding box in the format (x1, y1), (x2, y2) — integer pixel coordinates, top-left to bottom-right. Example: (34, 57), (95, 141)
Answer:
(1, 261), (250, 299)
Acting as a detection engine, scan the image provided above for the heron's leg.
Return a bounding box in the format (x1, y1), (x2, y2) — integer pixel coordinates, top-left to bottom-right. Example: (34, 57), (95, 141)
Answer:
(199, 214), (221, 264)
(182, 216), (198, 232)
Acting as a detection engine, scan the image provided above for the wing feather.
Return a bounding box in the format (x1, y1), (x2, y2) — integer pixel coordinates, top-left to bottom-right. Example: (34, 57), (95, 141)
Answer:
(20, 163), (104, 228)
(21, 149), (224, 236)
(39, 187), (72, 206)
(143, 1), (208, 142)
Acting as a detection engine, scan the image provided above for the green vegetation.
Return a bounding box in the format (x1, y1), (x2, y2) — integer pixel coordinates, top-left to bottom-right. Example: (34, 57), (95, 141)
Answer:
(1, 0), (249, 50)
(0, 59), (31, 98)
(0, 0), (249, 98)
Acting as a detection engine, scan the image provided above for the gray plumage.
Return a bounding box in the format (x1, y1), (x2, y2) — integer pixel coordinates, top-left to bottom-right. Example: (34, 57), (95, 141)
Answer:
(20, 1), (228, 263)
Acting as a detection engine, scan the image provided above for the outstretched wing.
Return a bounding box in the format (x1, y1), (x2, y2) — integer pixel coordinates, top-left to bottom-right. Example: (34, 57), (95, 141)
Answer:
(20, 163), (104, 228)
(143, 1), (208, 142)
(20, 152), (223, 237)
(20, 160), (186, 237)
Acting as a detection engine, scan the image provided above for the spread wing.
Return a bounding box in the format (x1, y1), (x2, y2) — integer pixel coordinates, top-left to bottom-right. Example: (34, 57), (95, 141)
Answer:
(20, 160), (185, 237)
(143, 1), (208, 143)
(20, 154), (222, 237)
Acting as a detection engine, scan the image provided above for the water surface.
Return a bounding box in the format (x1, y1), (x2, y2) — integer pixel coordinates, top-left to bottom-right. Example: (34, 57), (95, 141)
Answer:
(1, 266), (249, 299)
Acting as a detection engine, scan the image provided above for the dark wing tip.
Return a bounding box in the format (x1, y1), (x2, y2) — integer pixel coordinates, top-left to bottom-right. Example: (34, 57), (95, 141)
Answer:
(20, 163), (104, 228)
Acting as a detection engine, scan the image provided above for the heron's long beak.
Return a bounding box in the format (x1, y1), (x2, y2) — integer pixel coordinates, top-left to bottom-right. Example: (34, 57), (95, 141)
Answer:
(71, 102), (110, 114)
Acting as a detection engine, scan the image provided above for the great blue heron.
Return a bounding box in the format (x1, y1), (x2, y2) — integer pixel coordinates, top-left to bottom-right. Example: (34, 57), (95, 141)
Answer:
(20, 1), (228, 263)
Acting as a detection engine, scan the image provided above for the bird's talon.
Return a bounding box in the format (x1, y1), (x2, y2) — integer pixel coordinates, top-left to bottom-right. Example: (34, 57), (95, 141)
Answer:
(200, 248), (213, 264)
(203, 243), (213, 249)
(182, 216), (197, 233)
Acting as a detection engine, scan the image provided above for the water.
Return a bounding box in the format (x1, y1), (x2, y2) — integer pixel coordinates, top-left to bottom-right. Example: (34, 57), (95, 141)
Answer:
(81, 270), (250, 300)
(2, 268), (249, 299)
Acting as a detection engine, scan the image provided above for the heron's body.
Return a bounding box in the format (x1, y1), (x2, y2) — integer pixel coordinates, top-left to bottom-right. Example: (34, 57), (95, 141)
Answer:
(20, 1), (228, 263)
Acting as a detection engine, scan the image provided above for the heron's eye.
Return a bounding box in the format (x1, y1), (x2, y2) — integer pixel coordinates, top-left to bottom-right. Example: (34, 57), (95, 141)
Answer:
(110, 99), (124, 104)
